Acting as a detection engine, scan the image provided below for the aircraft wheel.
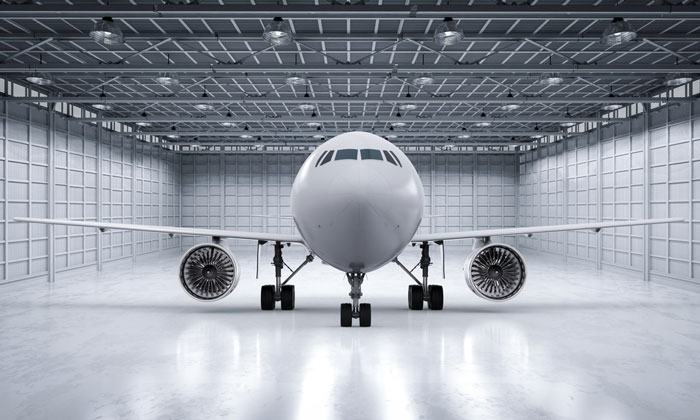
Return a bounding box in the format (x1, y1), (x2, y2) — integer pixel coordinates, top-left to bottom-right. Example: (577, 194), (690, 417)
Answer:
(261, 285), (275, 310)
(408, 285), (423, 310)
(281, 285), (295, 310)
(340, 303), (353, 327)
(359, 303), (372, 327)
(428, 285), (444, 310)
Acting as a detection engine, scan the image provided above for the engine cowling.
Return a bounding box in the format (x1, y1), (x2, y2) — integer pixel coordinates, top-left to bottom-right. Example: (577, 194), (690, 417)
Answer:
(179, 243), (240, 301)
(464, 243), (526, 301)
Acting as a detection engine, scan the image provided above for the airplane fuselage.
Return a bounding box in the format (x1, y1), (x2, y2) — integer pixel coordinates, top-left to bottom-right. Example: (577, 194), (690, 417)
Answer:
(291, 131), (424, 273)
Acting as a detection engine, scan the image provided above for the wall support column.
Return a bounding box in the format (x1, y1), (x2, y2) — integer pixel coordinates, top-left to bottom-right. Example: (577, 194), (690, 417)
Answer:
(96, 116), (103, 272)
(596, 119), (603, 270)
(48, 108), (55, 282)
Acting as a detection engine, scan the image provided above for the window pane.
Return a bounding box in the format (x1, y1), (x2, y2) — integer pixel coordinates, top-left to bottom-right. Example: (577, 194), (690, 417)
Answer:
(389, 150), (402, 167)
(335, 149), (358, 160)
(360, 149), (383, 160)
(315, 150), (328, 167)
(320, 150), (334, 166)
(383, 150), (397, 165)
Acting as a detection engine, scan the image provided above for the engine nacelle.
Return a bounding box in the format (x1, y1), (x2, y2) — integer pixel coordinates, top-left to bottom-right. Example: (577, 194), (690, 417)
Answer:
(464, 243), (526, 301)
(179, 243), (240, 301)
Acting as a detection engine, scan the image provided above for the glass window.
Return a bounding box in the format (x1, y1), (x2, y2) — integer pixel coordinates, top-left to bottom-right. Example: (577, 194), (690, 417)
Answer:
(315, 150), (328, 167)
(383, 150), (397, 166)
(360, 149), (383, 160)
(389, 150), (402, 167)
(335, 149), (358, 160)
(320, 150), (334, 166)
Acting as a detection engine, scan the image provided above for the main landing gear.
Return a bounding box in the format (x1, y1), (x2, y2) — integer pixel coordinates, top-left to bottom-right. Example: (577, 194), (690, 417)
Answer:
(340, 272), (371, 327)
(394, 241), (444, 311)
(260, 241), (314, 311)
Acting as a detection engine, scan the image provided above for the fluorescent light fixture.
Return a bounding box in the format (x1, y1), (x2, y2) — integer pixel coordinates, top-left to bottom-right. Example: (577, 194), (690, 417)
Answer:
(500, 104), (520, 111)
(601, 17), (637, 46)
(298, 103), (316, 111)
(433, 17), (463, 47)
(89, 17), (124, 45)
(306, 122), (322, 128)
(390, 122), (406, 127)
(473, 122), (491, 128)
(539, 73), (564, 86)
(263, 17), (293, 46)
(285, 74), (307, 86)
(665, 74), (693, 86)
(398, 103), (417, 111)
(412, 74), (435, 86)
(155, 72), (179, 86)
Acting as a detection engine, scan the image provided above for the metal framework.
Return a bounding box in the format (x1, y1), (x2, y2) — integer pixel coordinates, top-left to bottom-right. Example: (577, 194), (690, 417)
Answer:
(0, 1), (698, 149)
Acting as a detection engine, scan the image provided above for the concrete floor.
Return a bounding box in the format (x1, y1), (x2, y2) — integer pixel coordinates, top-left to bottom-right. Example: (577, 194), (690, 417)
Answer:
(1, 245), (699, 420)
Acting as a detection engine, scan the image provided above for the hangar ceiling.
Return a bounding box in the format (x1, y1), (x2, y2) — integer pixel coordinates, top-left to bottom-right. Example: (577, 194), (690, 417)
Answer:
(0, 1), (699, 152)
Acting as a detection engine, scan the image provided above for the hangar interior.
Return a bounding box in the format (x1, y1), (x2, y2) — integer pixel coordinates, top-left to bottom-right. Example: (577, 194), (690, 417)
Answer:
(1, 2), (700, 420)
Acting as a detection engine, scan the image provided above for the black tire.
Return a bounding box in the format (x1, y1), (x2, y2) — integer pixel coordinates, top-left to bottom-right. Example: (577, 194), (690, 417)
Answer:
(281, 285), (295, 310)
(408, 285), (423, 310)
(359, 303), (371, 327)
(428, 285), (444, 310)
(261, 285), (275, 310)
(340, 303), (353, 327)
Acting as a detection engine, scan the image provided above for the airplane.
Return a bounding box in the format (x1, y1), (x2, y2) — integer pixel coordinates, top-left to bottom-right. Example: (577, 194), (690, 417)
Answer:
(15, 131), (684, 327)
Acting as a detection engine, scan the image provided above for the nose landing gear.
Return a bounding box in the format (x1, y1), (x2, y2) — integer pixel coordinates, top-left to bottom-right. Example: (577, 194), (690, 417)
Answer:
(340, 272), (371, 327)
(395, 241), (444, 311)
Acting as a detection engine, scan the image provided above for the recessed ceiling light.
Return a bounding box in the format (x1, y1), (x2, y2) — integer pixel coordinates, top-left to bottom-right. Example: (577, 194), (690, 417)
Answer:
(433, 17), (463, 47)
(473, 122), (491, 128)
(298, 103), (316, 111)
(412, 74), (435, 86)
(601, 17), (637, 46)
(665, 74), (693, 86)
(263, 17), (293, 46)
(89, 17), (124, 45)
(399, 103), (417, 111)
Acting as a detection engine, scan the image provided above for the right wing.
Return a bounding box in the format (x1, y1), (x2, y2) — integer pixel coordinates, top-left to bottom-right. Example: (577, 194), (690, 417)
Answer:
(14, 217), (304, 244)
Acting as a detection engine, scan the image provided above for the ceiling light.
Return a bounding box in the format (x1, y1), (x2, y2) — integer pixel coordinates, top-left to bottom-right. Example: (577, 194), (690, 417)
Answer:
(166, 134), (180, 139)
(390, 122), (406, 127)
(298, 103), (316, 111)
(560, 122), (577, 128)
(263, 17), (293, 46)
(412, 74), (435, 86)
(665, 74), (693, 87)
(399, 103), (417, 111)
(313, 134), (325, 139)
(601, 17), (637, 46)
(25, 72), (53, 86)
(135, 122), (152, 127)
(539, 73), (564, 86)
(386, 134), (398, 139)
(285, 74), (307, 86)
(220, 122), (237, 127)
(601, 103), (623, 111)
(89, 17), (124, 45)
(240, 134), (253, 139)
(473, 122), (491, 128)
(433, 17), (463, 47)
(93, 91), (112, 111)
(458, 134), (471, 139)
(195, 89), (214, 111)
(442, 144), (455, 150)
(306, 122), (322, 128)
(155, 72), (179, 86)
(500, 104), (520, 111)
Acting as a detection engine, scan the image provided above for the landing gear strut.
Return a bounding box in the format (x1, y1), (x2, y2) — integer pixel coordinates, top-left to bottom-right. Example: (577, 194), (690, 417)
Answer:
(340, 272), (371, 327)
(260, 241), (314, 311)
(394, 241), (444, 311)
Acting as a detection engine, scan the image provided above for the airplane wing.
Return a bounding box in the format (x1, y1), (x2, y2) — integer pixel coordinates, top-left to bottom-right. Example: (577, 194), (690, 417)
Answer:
(411, 218), (684, 243)
(13, 217), (304, 244)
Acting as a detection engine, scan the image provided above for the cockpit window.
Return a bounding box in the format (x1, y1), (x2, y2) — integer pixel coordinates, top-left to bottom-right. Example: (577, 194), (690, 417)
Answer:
(320, 150), (334, 166)
(383, 150), (397, 166)
(389, 150), (402, 167)
(335, 149), (358, 160)
(360, 149), (383, 160)
(315, 150), (328, 167)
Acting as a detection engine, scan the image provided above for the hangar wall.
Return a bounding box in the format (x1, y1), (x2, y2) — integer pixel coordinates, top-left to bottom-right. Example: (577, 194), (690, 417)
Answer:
(518, 102), (699, 285)
(179, 153), (519, 248)
(0, 102), (180, 284)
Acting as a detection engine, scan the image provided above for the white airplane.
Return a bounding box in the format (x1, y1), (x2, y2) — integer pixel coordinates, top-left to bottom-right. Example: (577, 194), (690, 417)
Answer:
(16, 131), (683, 327)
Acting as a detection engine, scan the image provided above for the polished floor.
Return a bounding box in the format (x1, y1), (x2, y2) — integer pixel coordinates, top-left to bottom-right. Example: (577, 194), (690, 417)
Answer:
(1, 245), (699, 420)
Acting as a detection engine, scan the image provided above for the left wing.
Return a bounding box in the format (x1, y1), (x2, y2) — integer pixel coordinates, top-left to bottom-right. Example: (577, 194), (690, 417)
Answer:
(14, 217), (304, 244)
(412, 218), (684, 243)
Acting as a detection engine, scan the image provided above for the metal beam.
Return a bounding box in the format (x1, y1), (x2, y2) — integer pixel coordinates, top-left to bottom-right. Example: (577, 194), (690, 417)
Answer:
(642, 38), (699, 65)
(74, 116), (624, 123)
(0, 38), (53, 64)
(128, 130), (560, 137)
(2, 5), (699, 19)
(4, 95), (693, 104)
(2, 63), (697, 75)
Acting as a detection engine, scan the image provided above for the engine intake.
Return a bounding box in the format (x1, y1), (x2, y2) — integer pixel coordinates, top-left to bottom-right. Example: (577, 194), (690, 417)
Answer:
(179, 243), (240, 301)
(464, 243), (526, 301)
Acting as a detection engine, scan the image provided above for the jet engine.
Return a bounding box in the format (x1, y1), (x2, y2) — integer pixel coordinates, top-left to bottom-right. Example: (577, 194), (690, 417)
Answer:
(464, 243), (526, 301)
(179, 243), (240, 301)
